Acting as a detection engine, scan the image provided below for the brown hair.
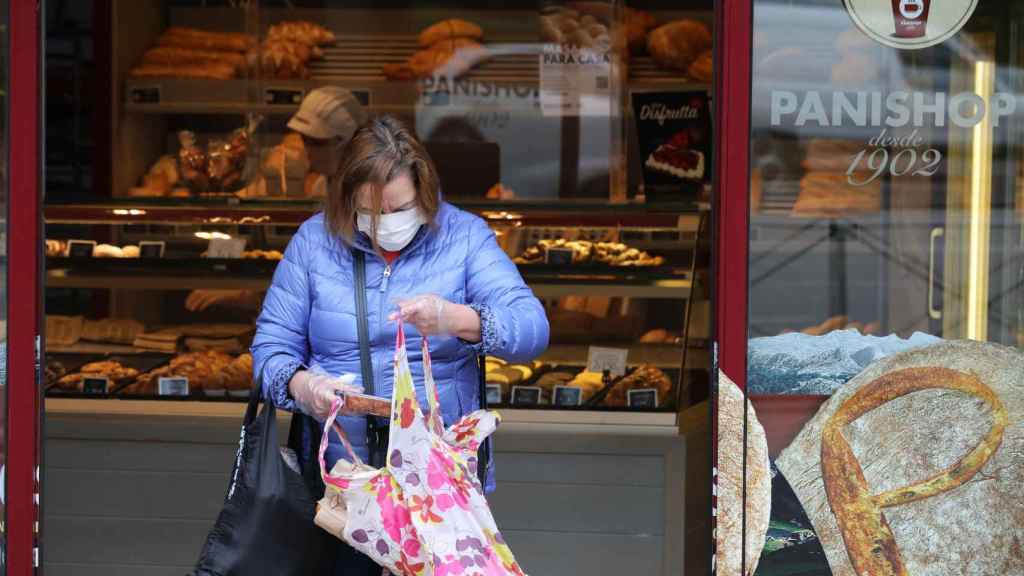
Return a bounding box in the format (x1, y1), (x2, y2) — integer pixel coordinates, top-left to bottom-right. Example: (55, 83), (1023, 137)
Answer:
(325, 115), (440, 250)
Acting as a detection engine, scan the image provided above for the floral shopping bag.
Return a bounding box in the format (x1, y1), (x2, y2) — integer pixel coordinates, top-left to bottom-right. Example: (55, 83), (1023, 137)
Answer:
(315, 322), (526, 576)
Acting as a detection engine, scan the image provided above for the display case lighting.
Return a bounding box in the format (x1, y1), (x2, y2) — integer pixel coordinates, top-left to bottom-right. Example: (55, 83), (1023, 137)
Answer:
(481, 211), (523, 221)
(111, 209), (146, 216)
(194, 231), (232, 240)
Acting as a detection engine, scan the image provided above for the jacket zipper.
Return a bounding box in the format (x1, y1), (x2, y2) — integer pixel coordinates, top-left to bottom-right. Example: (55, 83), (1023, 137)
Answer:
(376, 257), (397, 402)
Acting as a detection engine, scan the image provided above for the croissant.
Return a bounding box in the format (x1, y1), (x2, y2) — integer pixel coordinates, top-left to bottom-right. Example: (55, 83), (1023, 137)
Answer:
(267, 21), (336, 46)
(647, 19), (712, 72)
(418, 19), (484, 47)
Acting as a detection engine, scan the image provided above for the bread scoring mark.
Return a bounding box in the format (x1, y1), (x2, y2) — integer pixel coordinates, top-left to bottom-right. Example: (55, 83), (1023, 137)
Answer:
(820, 367), (1008, 576)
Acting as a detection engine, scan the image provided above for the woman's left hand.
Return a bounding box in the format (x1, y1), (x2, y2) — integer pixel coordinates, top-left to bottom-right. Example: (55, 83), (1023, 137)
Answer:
(390, 294), (481, 342)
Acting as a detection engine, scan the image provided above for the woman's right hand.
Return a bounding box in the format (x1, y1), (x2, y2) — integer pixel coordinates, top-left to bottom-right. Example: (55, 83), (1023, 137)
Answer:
(288, 370), (362, 421)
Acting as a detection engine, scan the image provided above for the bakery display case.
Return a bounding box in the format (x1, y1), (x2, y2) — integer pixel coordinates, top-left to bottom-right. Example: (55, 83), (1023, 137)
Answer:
(43, 204), (709, 417)
(43, 0), (714, 427)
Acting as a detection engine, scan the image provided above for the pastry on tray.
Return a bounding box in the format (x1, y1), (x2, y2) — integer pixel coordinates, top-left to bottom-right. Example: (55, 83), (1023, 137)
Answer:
(605, 365), (672, 407)
(55, 361), (140, 391)
(134, 329), (182, 353)
(267, 21), (336, 47)
(158, 27), (257, 53)
(82, 318), (146, 345)
(647, 19), (712, 72)
(46, 315), (84, 347)
(418, 19), (483, 47)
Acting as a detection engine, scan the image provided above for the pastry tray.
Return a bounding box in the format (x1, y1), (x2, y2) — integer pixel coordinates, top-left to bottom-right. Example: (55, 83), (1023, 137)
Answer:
(44, 353), (107, 388)
(516, 263), (690, 280)
(123, 34), (706, 114)
(47, 256), (282, 278)
(487, 364), (680, 411)
(46, 352), (174, 398)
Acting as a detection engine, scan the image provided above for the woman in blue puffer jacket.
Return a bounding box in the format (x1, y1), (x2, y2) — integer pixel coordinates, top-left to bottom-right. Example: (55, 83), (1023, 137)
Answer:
(251, 115), (549, 574)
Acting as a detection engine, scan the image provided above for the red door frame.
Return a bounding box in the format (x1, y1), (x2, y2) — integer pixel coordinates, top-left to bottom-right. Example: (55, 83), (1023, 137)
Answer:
(713, 0), (752, 573)
(8, 0), (42, 573)
(715, 0), (752, 387)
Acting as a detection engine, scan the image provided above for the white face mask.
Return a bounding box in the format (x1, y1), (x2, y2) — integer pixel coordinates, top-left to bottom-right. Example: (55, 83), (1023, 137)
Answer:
(357, 208), (425, 252)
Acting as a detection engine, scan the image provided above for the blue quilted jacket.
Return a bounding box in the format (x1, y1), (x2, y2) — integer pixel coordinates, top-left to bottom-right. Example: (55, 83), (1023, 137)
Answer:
(252, 202), (549, 490)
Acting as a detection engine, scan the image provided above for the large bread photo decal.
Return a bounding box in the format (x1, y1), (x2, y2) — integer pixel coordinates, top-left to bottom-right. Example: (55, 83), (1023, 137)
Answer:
(717, 372), (771, 576)
(776, 341), (1024, 576)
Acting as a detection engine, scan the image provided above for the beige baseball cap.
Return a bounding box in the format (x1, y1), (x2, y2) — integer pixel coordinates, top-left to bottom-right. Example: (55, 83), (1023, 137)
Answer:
(287, 86), (367, 141)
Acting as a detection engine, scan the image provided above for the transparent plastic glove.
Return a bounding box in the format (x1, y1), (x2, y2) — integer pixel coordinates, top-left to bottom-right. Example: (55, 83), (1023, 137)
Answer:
(390, 294), (451, 336)
(288, 367), (362, 421)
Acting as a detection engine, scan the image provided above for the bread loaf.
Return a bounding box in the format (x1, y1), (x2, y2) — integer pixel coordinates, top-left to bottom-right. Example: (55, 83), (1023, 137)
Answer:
(647, 20), (712, 72)
(142, 45), (247, 73)
(158, 27), (256, 53)
(129, 63), (237, 80)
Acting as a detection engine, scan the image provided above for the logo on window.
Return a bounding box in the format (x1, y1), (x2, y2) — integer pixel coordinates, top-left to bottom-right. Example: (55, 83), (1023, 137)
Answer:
(843, 0), (978, 49)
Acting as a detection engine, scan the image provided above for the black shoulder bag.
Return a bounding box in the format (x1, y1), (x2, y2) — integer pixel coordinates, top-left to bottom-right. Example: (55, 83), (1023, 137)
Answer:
(353, 250), (490, 485)
(190, 375), (338, 575)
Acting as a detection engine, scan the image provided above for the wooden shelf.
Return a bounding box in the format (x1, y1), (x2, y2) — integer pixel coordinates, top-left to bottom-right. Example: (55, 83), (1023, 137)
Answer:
(44, 198), (704, 226)
(46, 257), (692, 299)
(123, 39), (707, 115)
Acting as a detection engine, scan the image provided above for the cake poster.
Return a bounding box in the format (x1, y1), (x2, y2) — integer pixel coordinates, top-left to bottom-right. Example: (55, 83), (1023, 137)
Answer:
(632, 90), (711, 200)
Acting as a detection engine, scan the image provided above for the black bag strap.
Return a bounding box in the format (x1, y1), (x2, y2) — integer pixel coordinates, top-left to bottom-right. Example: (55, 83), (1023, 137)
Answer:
(353, 250), (375, 397)
(244, 364), (268, 425)
(353, 250), (386, 467)
(477, 354), (491, 487)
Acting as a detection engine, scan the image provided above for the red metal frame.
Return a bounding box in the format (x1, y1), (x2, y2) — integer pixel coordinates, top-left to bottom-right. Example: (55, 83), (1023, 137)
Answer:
(712, 0), (752, 574)
(8, 0), (42, 573)
(715, 0), (752, 388)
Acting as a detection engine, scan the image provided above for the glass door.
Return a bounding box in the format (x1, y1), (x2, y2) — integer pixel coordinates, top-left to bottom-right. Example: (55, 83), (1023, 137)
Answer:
(714, 0), (1023, 575)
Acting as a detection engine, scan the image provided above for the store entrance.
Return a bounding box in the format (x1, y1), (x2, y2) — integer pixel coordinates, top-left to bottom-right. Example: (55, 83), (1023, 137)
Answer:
(41, 1), (718, 575)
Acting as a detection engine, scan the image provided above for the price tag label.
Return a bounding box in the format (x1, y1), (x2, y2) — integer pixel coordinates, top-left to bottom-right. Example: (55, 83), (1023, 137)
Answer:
(553, 385), (583, 407)
(206, 238), (246, 259)
(264, 87), (305, 105)
(587, 346), (628, 377)
(158, 377), (190, 397)
(82, 377), (109, 395)
(545, 247), (575, 266)
(627, 388), (658, 409)
(511, 386), (541, 407)
(139, 241), (166, 258)
(129, 85), (161, 104)
(67, 240), (97, 258)
(485, 384), (503, 406)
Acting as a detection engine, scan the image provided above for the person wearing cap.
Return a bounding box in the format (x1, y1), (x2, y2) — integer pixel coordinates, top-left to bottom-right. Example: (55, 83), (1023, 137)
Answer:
(186, 87), (367, 314)
(288, 85), (366, 177)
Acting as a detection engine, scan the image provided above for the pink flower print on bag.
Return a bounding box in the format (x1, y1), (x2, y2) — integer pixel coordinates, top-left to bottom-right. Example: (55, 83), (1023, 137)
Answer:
(314, 320), (528, 575)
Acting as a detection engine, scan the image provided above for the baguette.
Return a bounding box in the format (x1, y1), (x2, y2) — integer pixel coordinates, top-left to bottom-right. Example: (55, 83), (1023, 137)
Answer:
(142, 46), (247, 73)
(129, 63), (237, 80)
(159, 27), (256, 52)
